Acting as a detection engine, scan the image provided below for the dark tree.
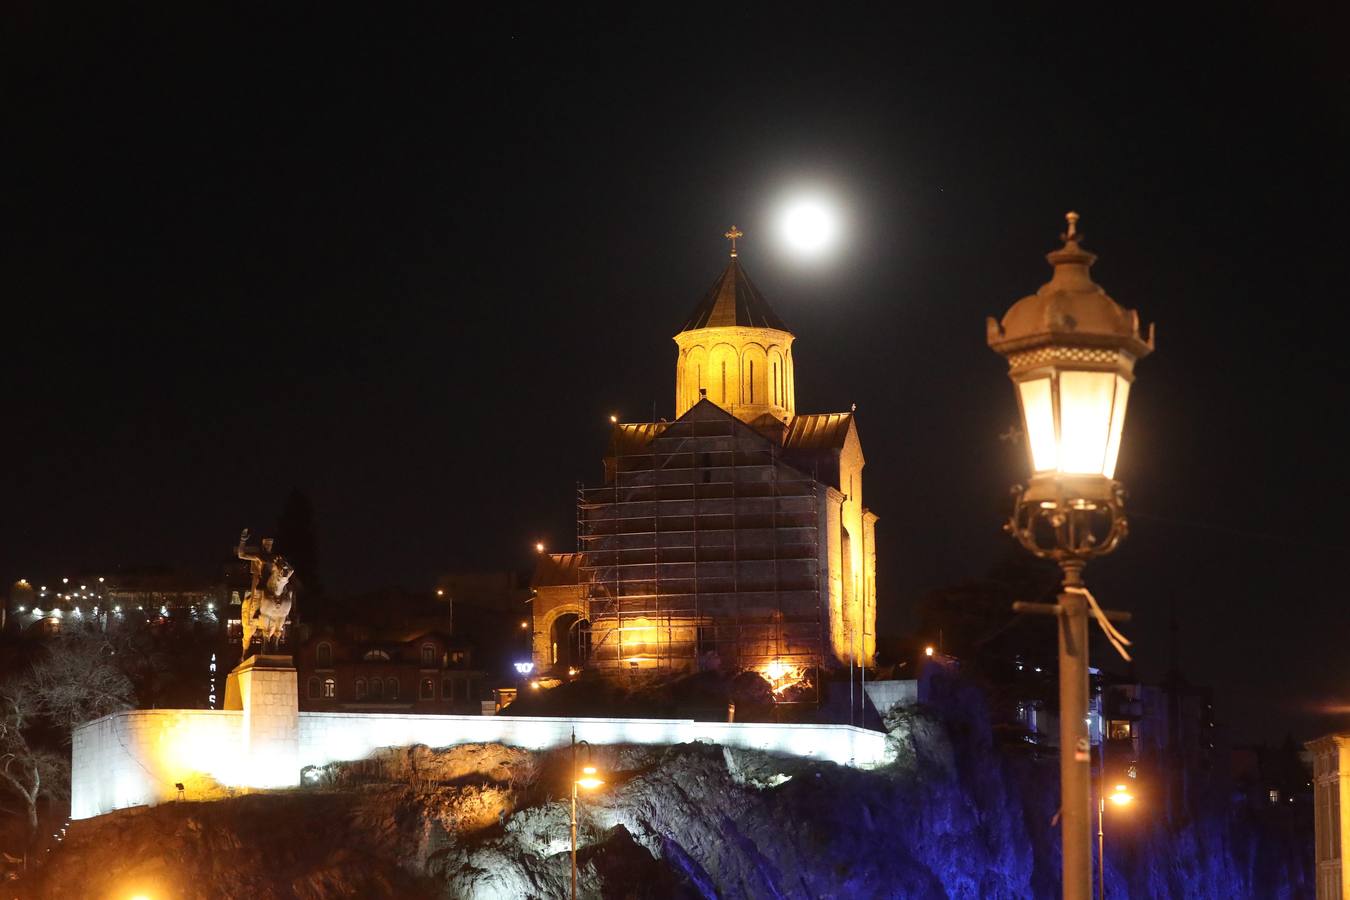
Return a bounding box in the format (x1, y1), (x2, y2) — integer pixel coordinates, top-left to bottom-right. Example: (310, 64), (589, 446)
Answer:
(0, 631), (132, 864)
(276, 487), (325, 620)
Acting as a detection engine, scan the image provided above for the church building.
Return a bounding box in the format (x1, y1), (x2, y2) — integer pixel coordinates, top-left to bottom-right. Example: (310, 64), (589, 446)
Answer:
(531, 230), (877, 689)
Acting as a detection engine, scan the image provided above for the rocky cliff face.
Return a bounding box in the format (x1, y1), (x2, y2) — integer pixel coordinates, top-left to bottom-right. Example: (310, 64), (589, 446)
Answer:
(24, 683), (1312, 899)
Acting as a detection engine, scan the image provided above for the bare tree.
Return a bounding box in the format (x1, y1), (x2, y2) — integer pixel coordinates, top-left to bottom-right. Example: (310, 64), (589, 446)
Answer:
(26, 631), (134, 734)
(0, 692), (68, 866)
(0, 631), (132, 865)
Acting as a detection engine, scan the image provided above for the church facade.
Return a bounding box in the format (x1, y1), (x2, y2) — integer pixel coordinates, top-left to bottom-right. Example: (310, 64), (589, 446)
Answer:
(531, 238), (876, 688)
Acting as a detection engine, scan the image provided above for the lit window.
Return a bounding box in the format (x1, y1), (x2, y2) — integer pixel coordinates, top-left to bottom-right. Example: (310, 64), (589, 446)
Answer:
(1108, 720), (1132, 740)
(450, 651), (466, 666)
(420, 678), (435, 700)
(316, 643), (333, 668)
(322, 678), (336, 698)
(1269, 789), (1280, 805)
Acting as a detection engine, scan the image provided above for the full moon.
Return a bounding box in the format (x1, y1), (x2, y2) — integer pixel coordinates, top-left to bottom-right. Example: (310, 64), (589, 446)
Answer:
(778, 197), (840, 257)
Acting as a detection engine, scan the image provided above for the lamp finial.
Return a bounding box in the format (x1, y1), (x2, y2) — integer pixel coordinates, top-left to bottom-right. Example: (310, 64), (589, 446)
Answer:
(1061, 211), (1081, 245)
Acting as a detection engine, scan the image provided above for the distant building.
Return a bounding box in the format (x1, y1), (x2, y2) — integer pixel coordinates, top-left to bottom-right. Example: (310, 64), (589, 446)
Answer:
(296, 626), (485, 713)
(531, 244), (878, 684)
(1007, 667), (1219, 819)
(3, 569), (228, 638)
(1308, 733), (1349, 899)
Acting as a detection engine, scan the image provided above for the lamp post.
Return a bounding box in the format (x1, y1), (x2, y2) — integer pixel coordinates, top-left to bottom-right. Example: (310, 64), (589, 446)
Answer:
(988, 213), (1154, 900)
(1097, 756), (1135, 900)
(570, 729), (604, 900)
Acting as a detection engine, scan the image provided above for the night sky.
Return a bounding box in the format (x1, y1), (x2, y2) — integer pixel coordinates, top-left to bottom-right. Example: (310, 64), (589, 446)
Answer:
(5, 7), (1347, 743)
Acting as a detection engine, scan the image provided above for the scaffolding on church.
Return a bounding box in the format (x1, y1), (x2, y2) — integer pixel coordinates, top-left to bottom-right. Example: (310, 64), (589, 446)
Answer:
(577, 416), (826, 697)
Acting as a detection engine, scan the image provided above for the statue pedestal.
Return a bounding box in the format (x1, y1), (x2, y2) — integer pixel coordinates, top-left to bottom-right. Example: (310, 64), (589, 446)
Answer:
(224, 654), (300, 789)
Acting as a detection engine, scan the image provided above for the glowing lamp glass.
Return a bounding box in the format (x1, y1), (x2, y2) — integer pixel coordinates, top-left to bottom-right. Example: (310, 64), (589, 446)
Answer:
(1108, 786), (1134, 806)
(1015, 369), (1132, 479)
(576, 777), (604, 790)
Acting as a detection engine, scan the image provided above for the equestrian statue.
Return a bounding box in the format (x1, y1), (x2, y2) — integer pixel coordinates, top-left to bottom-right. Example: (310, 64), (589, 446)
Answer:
(236, 528), (295, 653)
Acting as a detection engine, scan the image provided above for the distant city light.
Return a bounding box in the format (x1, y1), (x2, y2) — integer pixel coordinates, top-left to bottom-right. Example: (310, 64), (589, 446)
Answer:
(924, 645), (935, 657)
(519, 620), (529, 630)
(436, 589), (444, 597)
(534, 542), (545, 553)
(609, 414), (618, 424)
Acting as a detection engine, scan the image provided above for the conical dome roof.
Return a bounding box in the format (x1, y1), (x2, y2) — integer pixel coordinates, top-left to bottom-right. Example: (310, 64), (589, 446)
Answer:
(680, 258), (789, 333)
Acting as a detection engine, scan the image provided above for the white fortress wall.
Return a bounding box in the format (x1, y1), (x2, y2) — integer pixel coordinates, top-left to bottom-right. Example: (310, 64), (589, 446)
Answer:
(73, 708), (896, 819)
(71, 709), (242, 819)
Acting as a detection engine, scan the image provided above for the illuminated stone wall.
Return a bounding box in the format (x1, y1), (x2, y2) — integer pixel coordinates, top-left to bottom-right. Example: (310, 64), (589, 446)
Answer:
(70, 709), (242, 819)
(72, 706), (895, 819)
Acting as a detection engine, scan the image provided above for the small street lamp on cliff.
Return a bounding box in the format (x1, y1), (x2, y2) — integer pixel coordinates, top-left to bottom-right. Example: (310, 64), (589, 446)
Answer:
(987, 213), (1154, 900)
(570, 729), (604, 900)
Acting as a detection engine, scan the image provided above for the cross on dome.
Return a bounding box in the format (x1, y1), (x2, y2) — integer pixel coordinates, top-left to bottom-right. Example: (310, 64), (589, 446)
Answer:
(724, 225), (744, 258)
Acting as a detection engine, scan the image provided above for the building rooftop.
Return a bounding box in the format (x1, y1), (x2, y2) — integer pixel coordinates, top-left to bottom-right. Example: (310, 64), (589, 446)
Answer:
(680, 258), (789, 332)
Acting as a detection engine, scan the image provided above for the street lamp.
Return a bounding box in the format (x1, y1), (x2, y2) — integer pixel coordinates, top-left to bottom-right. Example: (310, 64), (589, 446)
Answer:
(988, 213), (1154, 900)
(570, 729), (604, 900)
(1097, 768), (1136, 900)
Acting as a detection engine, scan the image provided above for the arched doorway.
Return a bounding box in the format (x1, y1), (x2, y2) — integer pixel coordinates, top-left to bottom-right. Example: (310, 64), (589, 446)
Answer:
(551, 613), (590, 670)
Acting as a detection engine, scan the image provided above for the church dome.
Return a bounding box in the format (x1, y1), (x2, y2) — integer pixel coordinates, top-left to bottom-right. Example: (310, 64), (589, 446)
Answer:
(673, 229), (796, 423)
(680, 258), (789, 332)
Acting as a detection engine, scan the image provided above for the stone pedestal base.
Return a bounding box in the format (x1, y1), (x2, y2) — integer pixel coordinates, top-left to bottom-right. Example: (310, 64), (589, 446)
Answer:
(224, 654), (300, 789)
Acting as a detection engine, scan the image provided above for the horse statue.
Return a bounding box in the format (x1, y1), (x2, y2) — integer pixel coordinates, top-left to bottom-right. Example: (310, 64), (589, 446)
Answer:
(237, 529), (296, 654)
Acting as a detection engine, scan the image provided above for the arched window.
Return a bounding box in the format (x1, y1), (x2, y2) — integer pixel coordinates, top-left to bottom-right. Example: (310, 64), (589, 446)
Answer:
(363, 649), (390, 662)
(355, 678), (367, 700)
(386, 677), (399, 700)
(322, 677), (336, 698)
(369, 677), (383, 700)
(420, 643), (436, 667)
(307, 677), (320, 699)
(420, 678), (435, 700)
(748, 360), (754, 403)
(316, 642), (333, 667)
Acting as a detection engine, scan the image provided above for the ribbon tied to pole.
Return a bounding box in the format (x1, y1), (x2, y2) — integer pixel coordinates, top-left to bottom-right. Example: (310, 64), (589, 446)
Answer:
(1065, 584), (1133, 662)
